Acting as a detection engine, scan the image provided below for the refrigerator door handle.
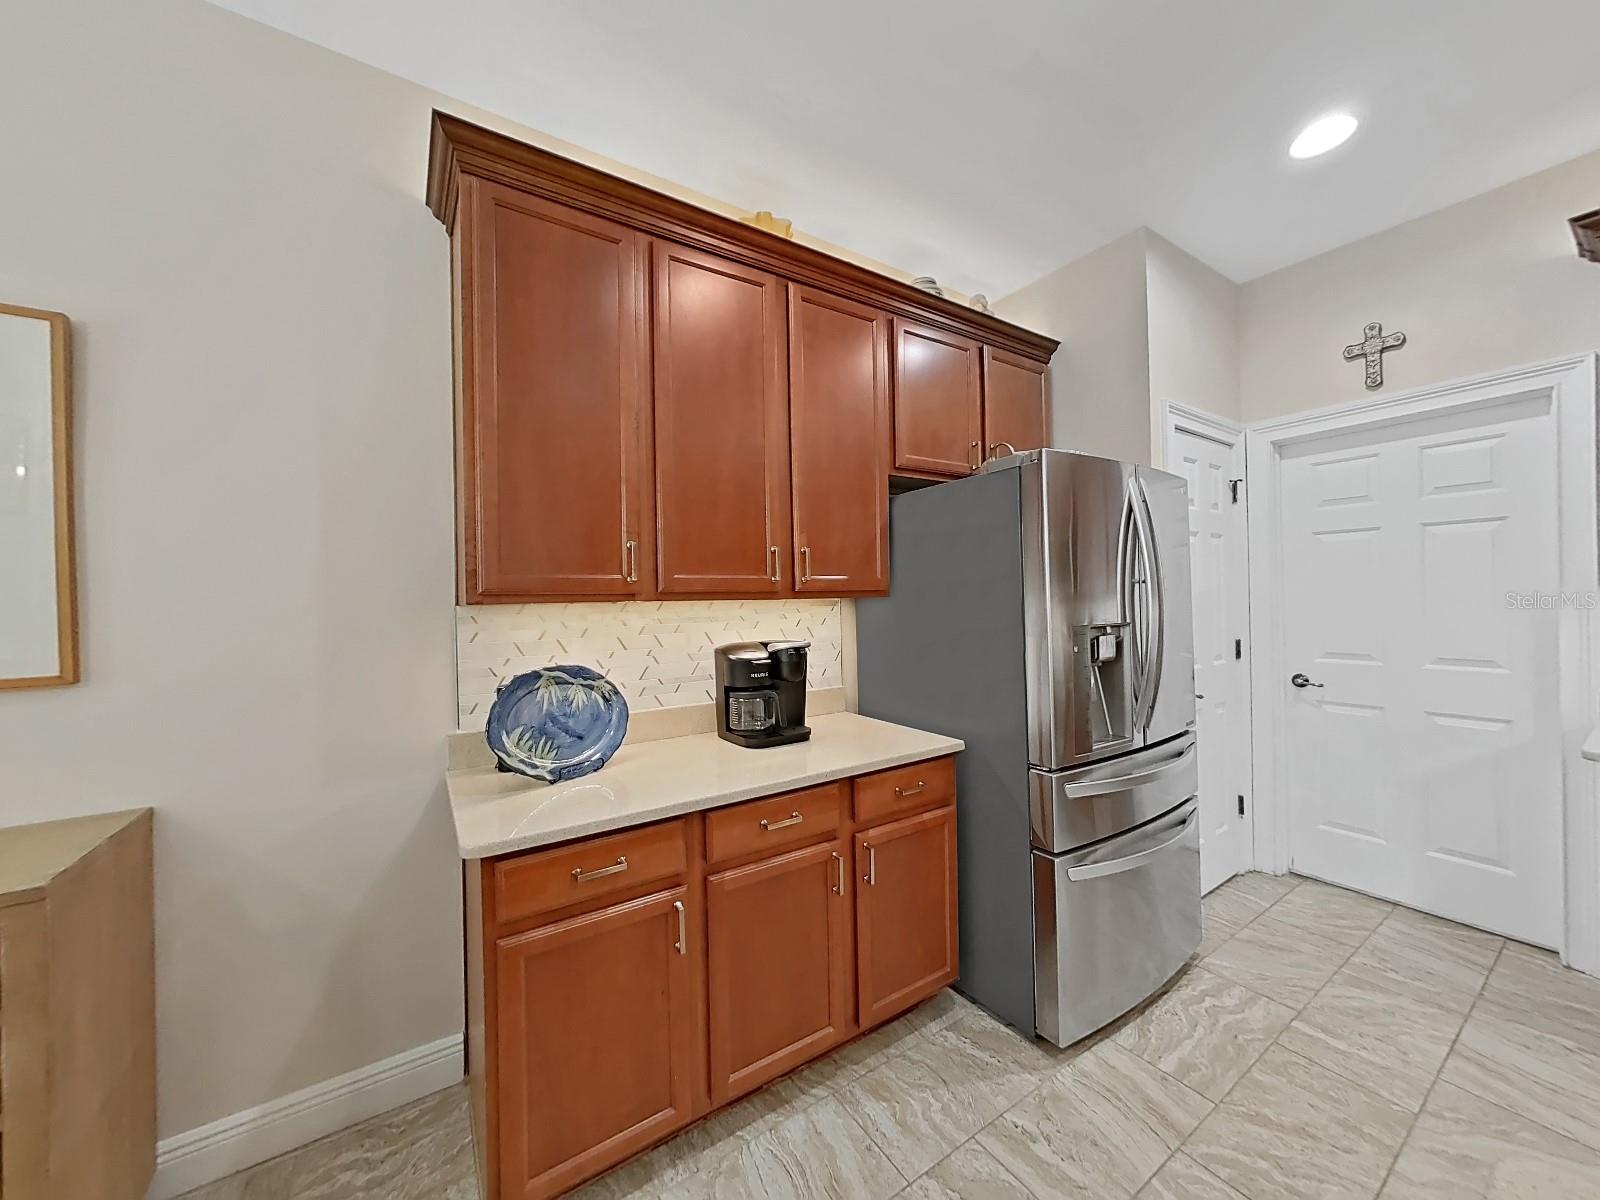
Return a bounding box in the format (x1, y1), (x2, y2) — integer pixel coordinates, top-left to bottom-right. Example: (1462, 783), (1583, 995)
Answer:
(1132, 477), (1164, 732)
(1118, 480), (1145, 718)
(1065, 804), (1197, 881)
(1061, 741), (1197, 799)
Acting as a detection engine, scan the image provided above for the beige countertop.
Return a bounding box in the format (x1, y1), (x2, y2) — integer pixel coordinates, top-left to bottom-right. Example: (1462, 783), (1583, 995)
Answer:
(446, 711), (964, 859)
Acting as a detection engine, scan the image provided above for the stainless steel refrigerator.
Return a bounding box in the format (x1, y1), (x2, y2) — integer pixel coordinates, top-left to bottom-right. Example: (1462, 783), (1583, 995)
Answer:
(858, 449), (1199, 1046)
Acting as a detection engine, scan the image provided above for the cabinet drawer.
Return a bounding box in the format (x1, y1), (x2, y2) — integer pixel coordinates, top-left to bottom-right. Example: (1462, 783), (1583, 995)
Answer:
(706, 783), (844, 867)
(494, 819), (688, 926)
(853, 756), (956, 825)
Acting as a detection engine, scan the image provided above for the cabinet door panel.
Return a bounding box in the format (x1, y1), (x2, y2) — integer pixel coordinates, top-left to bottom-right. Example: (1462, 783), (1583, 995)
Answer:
(707, 840), (851, 1104)
(982, 348), (1048, 460)
(856, 806), (959, 1028)
(788, 287), (890, 594)
(468, 182), (646, 599)
(893, 320), (981, 477)
(653, 242), (789, 594)
(495, 888), (696, 1198)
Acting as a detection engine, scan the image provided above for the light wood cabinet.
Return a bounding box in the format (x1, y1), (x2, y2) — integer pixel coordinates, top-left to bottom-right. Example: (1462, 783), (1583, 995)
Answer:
(493, 888), (698, 1198)
(788, 286), (891, 594)
(706, 839), (851, 1104)
(0, 810), (154, 1200)
(893, 319), (983, 477)
(855, 806), (959, 1027)
(982, 347), (1049, 461)
(464, 754), (959, 1199)
(652, 242), (790, 594)
(460, 180), (649, 602)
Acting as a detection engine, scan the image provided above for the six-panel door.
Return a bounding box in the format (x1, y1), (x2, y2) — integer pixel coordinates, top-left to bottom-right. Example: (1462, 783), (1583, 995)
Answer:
(855, 806), (959, 1027)
(652, 241), (790, 594)
(705, 839), (852, 1104)
(788, 286), (892, 594)
(466, 180), (648, 600)
(893, 319), (982, 476)
(494, 887), (696, 1198)
(982, 347), (1048, 461)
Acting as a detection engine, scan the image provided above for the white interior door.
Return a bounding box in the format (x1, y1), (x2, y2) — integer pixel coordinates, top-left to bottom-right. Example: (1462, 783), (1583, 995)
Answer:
(1278, 393), (1563, 945)
(1170, 422), (1253, 894)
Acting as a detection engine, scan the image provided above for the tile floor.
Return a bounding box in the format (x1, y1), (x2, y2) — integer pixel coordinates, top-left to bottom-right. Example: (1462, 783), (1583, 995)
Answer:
(178, 873), (1600, 1199)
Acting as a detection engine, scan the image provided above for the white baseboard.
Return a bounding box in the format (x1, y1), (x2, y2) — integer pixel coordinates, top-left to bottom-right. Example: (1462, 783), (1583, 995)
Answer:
(148, 1033), (464, 1199)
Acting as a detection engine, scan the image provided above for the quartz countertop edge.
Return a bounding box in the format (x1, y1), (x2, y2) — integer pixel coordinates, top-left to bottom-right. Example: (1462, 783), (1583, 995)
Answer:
(447, 711), (964, 859)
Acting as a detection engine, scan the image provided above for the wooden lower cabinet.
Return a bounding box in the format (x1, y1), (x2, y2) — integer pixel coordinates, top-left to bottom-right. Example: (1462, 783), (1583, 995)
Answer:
(467, 754), (958, 1199)
(706, 838), (852, 1105)
(856, 806), (960, 1027)
(493, 887), (698, 1198)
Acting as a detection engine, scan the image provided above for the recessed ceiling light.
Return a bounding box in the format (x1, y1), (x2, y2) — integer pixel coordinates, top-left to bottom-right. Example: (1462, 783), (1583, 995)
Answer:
(1290, 113), (1358, 160)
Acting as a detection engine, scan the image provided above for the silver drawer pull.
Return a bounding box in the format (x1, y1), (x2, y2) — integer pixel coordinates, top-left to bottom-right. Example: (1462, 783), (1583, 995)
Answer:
(571, 856), (628, 883)
(832, 852), (844, 895)
(673, 899), (687, 955)
(894, 780), (927, 798)
(863, 842), (877, 886)
(760, 812), (804, 831)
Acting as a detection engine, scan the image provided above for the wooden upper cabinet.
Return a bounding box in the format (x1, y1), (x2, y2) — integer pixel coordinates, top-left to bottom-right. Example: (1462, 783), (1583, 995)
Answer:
(652, 242), (790, 594)
(855, 806), (959, 1029)
(494, 887), (697, 1199)
(982, 347), (1048, 461)
(463, 180), (648, 601)
(788, 287), (891, 594)
(705, 839), (852, 1105)
(893, 319), (983, 477)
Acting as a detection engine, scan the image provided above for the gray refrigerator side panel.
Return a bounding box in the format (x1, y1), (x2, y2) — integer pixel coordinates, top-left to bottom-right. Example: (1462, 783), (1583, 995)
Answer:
(857, 470), (1036, 1035)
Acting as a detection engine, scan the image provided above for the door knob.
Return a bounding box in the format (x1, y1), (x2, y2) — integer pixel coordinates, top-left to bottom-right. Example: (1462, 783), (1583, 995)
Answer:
(1290, 673), (1324, 689)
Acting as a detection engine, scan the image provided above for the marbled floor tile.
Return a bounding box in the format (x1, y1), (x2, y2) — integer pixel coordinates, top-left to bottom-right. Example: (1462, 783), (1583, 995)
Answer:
(785, 989), (977, 1100)
(1278, 968), (1467, 1112)
(1182, 1044), (1413, 1200)
(1265, 878), (1393, 950)
(1137, 1151), (1248, 1200)
(574, 1071), (821, 1198)
(842, 1011), (1056, 1179)
(290, 1086), (477, 1200)
(1439, 998), (1600, 1152)
(1343, 908), (1501, 1017)
(1218, 871), (1301, 909)
(1379, 1081), (1600, 1199)
(977, 1042), (1212, 1200)
(1202, 913), (1352, 1009)
(1479, 941), (1600, 1052)
(176, 1154), (299, 1200)
(1111, 965), (1295, 1101)
(905, 1140), (1034, 1200)
(677, 1096), (905, 1200)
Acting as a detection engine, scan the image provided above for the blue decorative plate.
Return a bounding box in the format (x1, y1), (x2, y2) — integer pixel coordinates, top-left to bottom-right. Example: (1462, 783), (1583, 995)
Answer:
(486, 665), (629, 783)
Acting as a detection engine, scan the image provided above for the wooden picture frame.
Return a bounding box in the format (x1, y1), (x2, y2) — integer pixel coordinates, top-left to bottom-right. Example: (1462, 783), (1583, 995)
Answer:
(0, 302), (78, 688)
(1572, 208), (1600, 264)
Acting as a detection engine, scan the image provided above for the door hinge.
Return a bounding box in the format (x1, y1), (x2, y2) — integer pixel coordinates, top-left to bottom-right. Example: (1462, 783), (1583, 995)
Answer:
(1234, 637), (1243, 661)
(1229, 478), (1244, 504)
(1237, 794), (1246, 818)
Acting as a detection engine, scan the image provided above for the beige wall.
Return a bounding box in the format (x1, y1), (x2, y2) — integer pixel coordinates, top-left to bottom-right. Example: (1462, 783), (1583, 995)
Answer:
(1146, 231), (1241, 458)
(1240, 149), (1600, 422)
(997, 230), (1153, 464)
(0, 0), (964, 1154)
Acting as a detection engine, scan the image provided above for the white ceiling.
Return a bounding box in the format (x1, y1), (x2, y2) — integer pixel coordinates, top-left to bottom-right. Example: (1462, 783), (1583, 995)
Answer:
(210, 0), (1600, 297)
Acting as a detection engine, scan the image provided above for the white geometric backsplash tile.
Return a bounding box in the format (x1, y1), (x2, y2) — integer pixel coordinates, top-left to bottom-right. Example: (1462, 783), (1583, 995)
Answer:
(456, 599), (845, 731)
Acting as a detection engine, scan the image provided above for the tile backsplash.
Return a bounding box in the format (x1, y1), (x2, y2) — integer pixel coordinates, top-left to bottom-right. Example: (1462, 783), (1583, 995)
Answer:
(456, 599), (846, 731)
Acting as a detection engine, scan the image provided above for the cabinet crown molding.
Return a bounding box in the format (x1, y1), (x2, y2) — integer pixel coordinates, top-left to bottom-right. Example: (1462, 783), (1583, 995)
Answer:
(425, 111), (1060, 363)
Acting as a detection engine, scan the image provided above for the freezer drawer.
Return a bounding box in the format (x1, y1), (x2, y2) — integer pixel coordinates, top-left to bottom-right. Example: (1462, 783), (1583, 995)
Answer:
(1030, 733), (1196, 853)
(1032, 797), (1200, 1047)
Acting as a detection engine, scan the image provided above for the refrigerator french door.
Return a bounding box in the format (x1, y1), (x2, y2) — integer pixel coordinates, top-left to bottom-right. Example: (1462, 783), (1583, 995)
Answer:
(857, 449), (1199, 1045)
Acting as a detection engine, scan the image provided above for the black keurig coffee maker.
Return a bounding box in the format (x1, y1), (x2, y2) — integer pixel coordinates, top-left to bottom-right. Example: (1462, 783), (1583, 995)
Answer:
(714, 640), (811, 748)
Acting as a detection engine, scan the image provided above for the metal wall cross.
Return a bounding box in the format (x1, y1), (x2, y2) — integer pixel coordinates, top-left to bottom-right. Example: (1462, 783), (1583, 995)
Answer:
(1343, 321), (1406, 389)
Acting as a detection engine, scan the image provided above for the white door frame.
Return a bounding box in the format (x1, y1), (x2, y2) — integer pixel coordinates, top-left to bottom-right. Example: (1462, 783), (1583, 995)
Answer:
(1246, 354), (1600, 973)
(1163, 401), (1256, 882)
